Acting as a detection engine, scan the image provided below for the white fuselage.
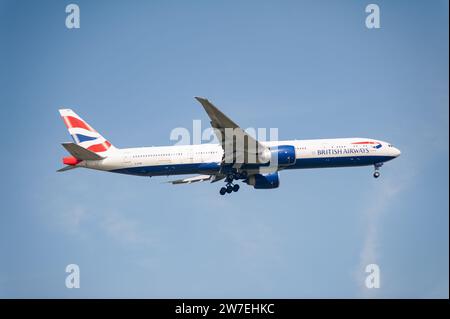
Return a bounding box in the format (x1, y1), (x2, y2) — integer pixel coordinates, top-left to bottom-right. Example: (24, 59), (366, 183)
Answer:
(76, 137), (401, 177)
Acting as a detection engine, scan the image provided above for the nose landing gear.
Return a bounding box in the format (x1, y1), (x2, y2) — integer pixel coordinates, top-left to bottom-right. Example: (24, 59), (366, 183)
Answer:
(373, 163), (383, 178)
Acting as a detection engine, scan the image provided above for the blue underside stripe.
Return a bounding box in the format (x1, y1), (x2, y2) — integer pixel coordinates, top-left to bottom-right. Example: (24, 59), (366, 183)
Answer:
(109, 156), (396, 177)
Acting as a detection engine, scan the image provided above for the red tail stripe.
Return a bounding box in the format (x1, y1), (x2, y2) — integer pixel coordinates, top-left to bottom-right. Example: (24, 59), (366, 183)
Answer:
(87, 141), (111, 153)
(63, 116), (93, 131)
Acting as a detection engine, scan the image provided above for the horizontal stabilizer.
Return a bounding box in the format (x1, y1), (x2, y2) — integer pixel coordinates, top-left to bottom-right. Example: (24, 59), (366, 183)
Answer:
(57, 165), (78, 172)
(167, 175), (212, 184)
(61, 142), (105, 160)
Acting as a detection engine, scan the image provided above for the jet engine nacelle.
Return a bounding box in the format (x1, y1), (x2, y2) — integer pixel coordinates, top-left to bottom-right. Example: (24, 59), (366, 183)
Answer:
(245, 172), (280, 189)
(260, 145), (296, 166)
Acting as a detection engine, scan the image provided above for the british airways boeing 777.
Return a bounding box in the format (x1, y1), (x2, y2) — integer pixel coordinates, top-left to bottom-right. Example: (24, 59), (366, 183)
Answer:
(58, 97), (401, 195)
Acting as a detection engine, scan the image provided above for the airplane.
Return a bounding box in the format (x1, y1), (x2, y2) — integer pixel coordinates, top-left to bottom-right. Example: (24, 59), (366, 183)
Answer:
(58, 97), (401, 195)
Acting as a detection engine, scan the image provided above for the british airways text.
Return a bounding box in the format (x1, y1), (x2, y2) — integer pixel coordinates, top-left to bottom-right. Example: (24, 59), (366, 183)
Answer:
(317, 148), (370, 156)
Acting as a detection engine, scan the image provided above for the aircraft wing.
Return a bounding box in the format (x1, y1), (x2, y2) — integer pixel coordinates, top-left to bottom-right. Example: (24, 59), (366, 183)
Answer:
(167, 175), (212, 184)
(195, 97), (269, 166)
(167, 174), (226, 185)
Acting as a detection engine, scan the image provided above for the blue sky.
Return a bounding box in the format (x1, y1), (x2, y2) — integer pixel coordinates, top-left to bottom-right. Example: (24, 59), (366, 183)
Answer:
(0, 0), (448, 298)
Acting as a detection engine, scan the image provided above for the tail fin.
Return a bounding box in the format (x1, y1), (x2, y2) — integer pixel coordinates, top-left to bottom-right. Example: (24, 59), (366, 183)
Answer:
(59, 108), (117, 155)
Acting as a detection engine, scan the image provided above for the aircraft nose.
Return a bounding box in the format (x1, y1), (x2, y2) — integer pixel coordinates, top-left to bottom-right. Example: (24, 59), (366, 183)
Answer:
(393, 147), (401, 157)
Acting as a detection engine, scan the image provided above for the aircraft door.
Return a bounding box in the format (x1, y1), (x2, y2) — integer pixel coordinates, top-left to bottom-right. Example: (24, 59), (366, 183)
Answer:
(187, 148), (194, 163)
(123, 153), (132, 165)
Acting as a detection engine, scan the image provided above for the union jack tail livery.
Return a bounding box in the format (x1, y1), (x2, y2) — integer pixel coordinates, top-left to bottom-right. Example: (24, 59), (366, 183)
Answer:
(59, 109), (117, 155)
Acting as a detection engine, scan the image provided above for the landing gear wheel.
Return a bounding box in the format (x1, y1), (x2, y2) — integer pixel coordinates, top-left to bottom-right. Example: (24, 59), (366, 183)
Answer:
(233, 184), (240, 192)
(220, 187), (227, 195)
(226, 185), (233, 193)
(373, 171), (380, 178)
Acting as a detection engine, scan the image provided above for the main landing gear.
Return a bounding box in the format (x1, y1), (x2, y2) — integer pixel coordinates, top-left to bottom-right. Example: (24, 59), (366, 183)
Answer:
(219, 173), (244, 195)
(373, 163), (383, 178)
(219, 183), (240, 195)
